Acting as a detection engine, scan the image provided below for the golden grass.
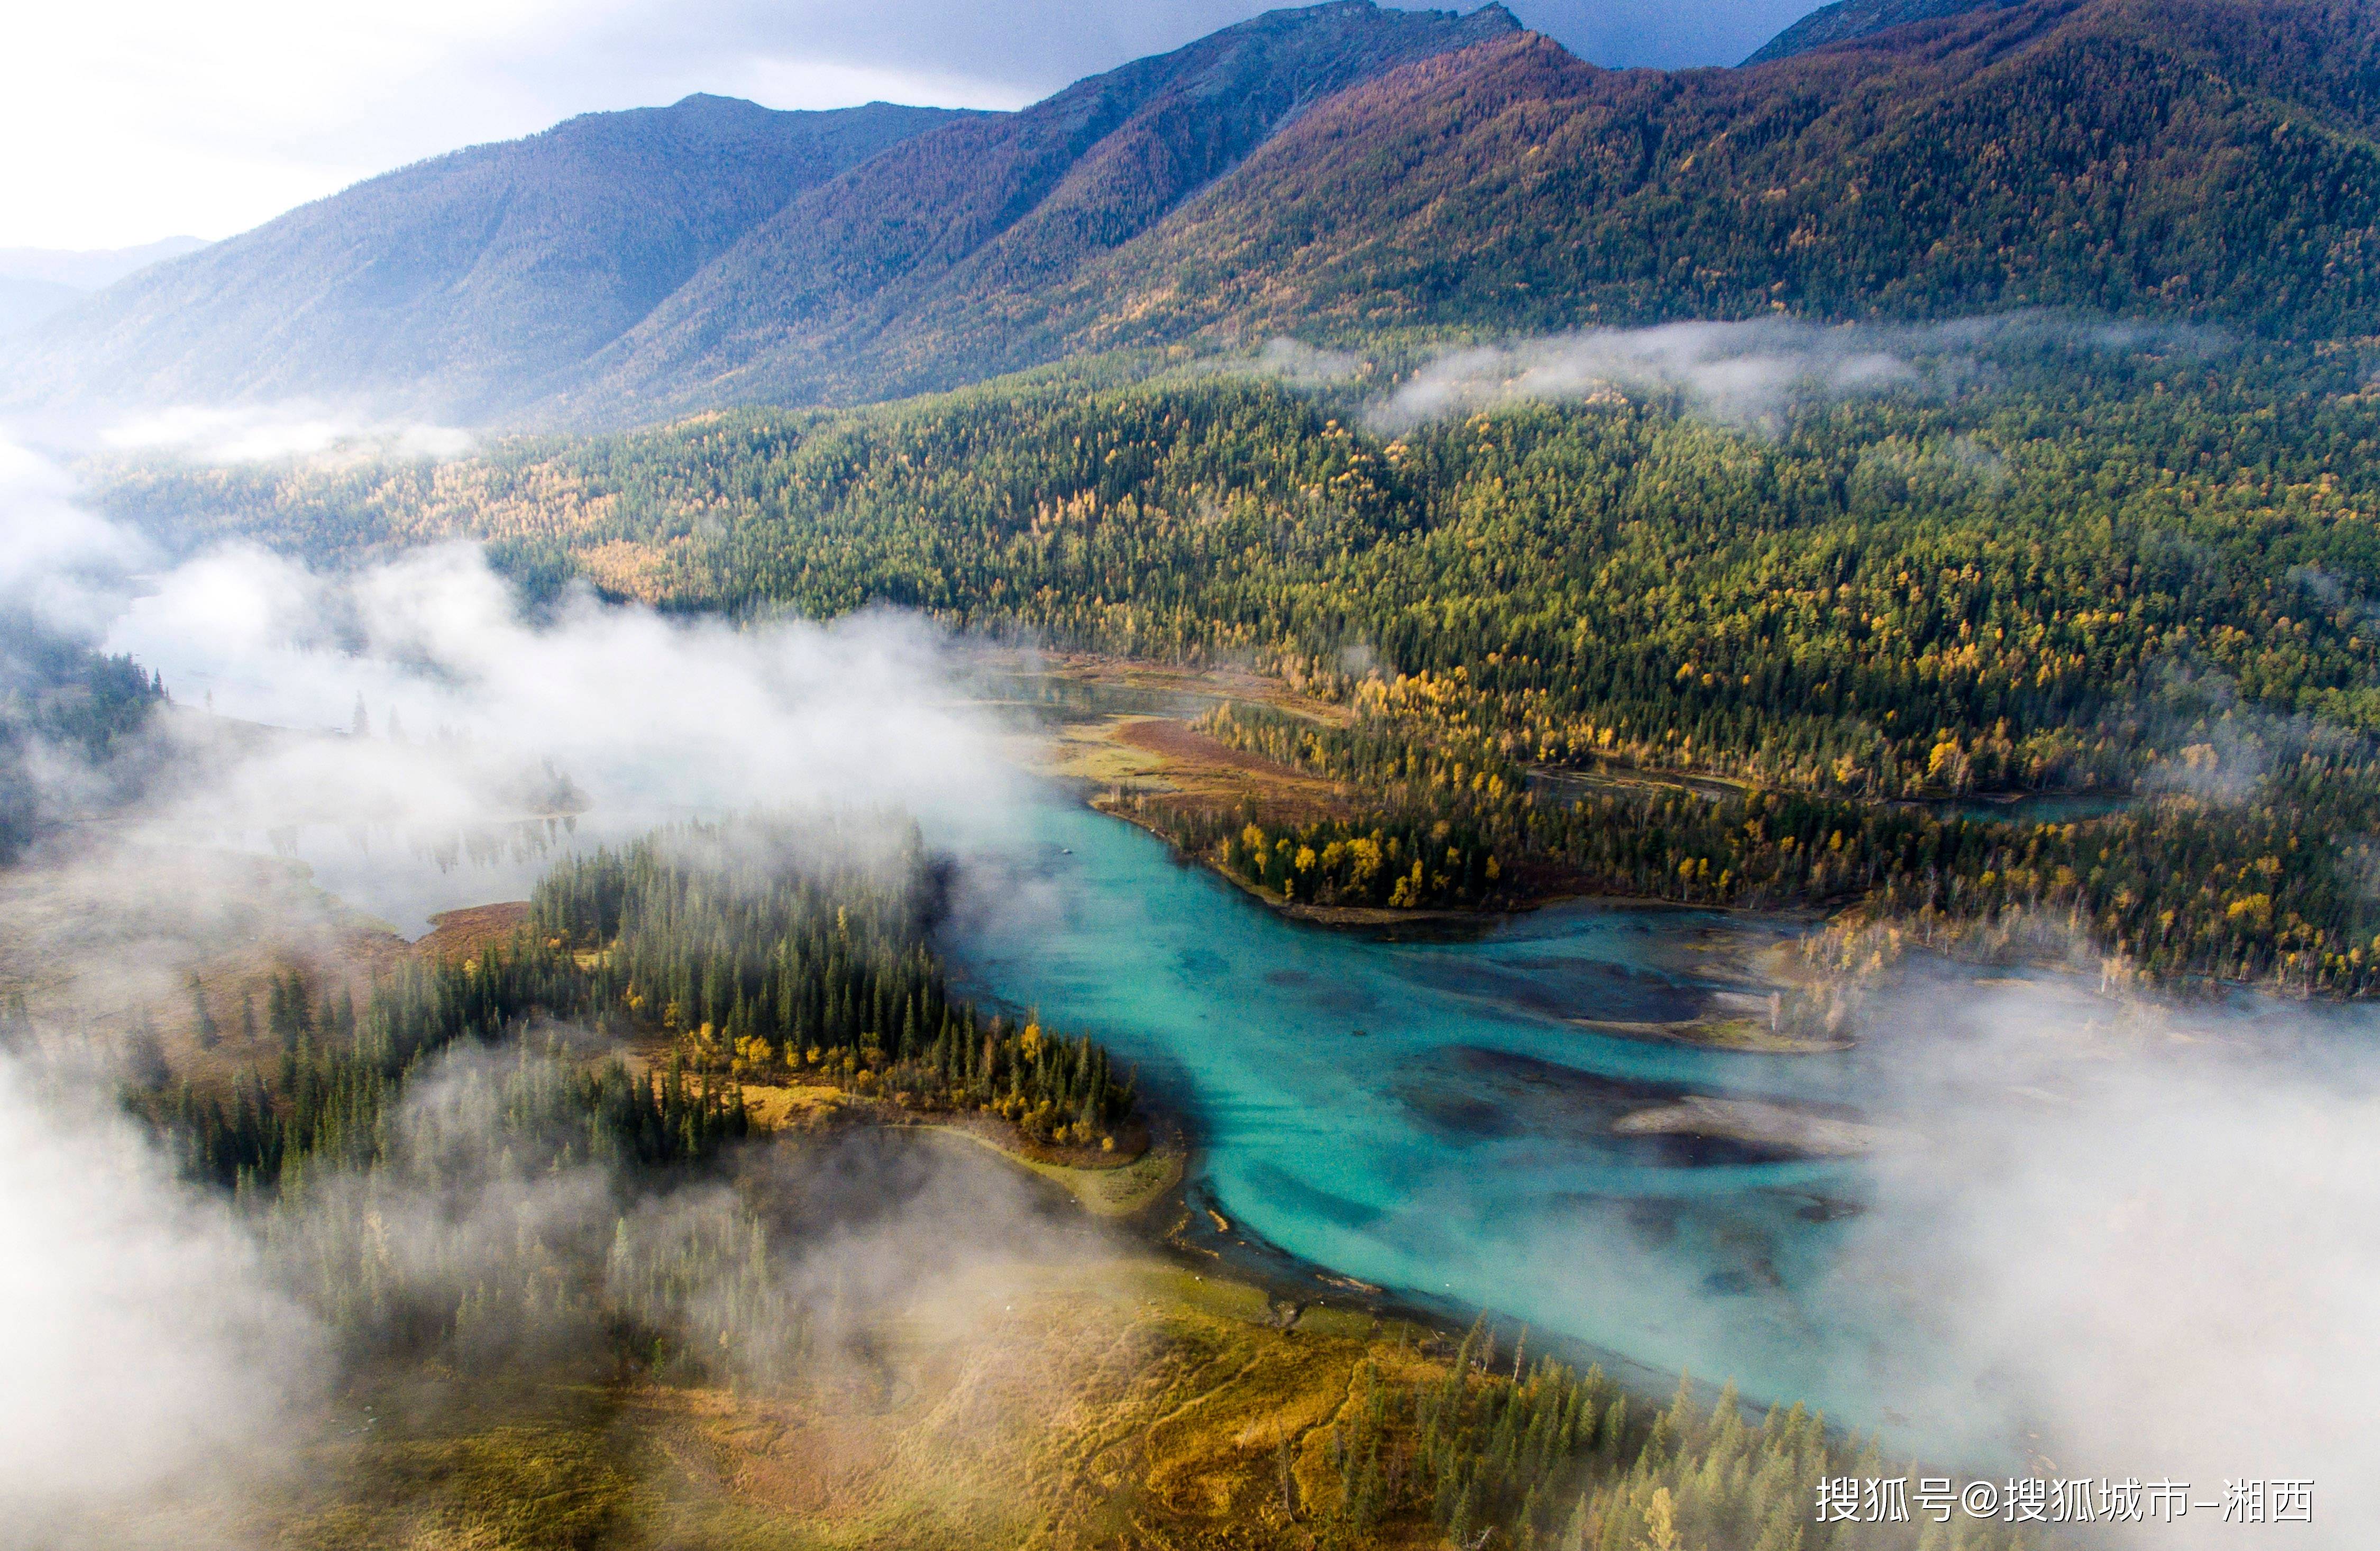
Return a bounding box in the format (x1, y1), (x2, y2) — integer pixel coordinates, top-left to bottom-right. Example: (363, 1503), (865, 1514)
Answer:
(911, 1124), (1186, 1218)
(235, 1255), (1454, 1551)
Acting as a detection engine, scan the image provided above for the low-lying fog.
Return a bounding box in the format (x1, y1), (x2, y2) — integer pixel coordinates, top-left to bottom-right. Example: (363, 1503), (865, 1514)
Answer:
(1, 428), (2374, 1545)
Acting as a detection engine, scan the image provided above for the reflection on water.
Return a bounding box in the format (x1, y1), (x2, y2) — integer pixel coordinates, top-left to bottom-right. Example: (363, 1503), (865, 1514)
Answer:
(1916, 790), (2137, 825)
(1525, 764), (1742, 805)
(928, 791), (2380, 1462)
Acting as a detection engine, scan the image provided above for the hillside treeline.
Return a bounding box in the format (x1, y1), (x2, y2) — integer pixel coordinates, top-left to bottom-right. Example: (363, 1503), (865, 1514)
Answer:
(1176, 698), (2380, 993)
(104, 345), (2380, 989)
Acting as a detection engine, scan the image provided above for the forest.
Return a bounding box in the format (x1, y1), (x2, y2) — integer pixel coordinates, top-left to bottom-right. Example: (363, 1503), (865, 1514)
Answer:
(105, 334), (2380, 993)
(84, 809), (2062, 1550)
(155, 813), (1136, 1200)
(127, 813), (1131, 1391)
(0, 613), (167, 860)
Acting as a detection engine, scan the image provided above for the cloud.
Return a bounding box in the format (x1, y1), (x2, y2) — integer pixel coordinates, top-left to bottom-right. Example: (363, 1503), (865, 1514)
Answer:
(107, 541), (1013, 852)
(0, 1028), (1088, 1541)
(1369, 319), (1919, 432)
(0, 438), (1092, 1532)
(1823, 970), (2380, 1542)
(0, 1050), (327, 1539)
(1230, 335), (1366, 387)
(0, 423), (1018, 937)
(0, 436), (154, 635)
(1367, 315), (2226, 433)
(100, 404), (475, 464)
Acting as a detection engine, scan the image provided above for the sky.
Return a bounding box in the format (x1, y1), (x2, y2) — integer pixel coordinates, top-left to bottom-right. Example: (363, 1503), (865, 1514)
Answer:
(0, 0), (1824, 253)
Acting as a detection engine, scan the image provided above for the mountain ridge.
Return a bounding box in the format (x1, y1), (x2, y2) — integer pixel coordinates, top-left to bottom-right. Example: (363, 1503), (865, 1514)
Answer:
(551, 1), (1525, 418)
(0, 95), (976, 421)
(10, 0), (2380, 430)
(962, 0), (2380, 364)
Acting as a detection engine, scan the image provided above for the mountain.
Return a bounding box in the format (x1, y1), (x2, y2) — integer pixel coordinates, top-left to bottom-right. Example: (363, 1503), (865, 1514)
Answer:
(1010, 0), (2380, 353)
(2, 96), (972, 420)
(11, 0), (2380, 428)
(553, 1), (1525, 417)
(4, 2), (1515, 426)
(0, 238), (212, 338)
(1742, 0), (2018, 63)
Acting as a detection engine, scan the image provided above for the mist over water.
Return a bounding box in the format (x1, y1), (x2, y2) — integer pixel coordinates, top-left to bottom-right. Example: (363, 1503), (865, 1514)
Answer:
(91, 547), (2380, 1531)
(0, 418), (2369, 1539)
(940, 795), (2380, 1533)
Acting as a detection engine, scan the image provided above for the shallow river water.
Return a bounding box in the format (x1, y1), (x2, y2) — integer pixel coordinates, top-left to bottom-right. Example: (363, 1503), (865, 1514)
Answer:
(936, 792), (1919, 1423)
(227, 778), (1938, 1429)
(118, 643), (2365, 1463)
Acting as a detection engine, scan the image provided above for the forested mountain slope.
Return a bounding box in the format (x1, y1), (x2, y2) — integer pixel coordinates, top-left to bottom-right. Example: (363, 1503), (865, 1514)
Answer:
(565, 0), (2380, 416)
(548, 2), (1525, 417)
(11, 0), (2380, 426)
(0, 2), (1516, 426)
(1037, 0), (2380, 355)
(0, 96), (970, 421)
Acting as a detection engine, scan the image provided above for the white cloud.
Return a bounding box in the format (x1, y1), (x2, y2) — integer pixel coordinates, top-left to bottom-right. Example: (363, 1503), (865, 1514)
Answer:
(100, 404), (474, 463)
(1370, 320), (1919, 432)
(1367, 315), (2225, 433)
(0, 1054), (326, 1532)
(0, 436), (153, 634)
(1826, 974), (2380, 1542)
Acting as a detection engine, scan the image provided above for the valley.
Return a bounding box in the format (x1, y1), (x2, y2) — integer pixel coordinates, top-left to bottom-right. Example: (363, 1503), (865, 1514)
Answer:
(11, 0), (2380, 1543)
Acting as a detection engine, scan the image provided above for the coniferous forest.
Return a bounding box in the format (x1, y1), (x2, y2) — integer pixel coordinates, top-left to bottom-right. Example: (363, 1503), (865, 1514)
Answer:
(108, 338), (2380, 993)
(0, 615), (167, 860)
(99, 811), (2039, 1551)
(136, 814), (1132, 1382)
(25, 3), (2380, 1544)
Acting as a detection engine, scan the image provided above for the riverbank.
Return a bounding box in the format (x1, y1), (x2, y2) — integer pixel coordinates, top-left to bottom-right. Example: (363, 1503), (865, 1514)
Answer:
(1018, 679), (1862, 1049)
(1082, 774), (1846, 1049)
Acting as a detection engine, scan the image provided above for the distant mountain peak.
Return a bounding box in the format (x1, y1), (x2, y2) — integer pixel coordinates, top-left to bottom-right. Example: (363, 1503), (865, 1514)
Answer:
(0, 235), (210, 291)
(553, 0), (1534, 418)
